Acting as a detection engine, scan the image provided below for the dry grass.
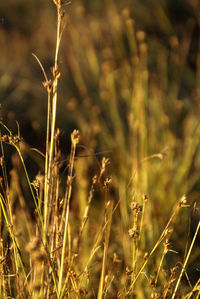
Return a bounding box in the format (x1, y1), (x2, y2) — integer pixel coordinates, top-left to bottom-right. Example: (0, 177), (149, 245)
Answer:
(0, 0), (200, 298)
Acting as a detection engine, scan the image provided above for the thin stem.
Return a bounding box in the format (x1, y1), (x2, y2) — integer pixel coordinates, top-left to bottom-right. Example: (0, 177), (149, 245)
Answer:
(45, 0), (62, 230)
(0, 194), (26, 278)
(126, 195), (186, 295)
(97, 197), (113, 299)
(58, 131), (79, 298)
(172, 220), (200, 299)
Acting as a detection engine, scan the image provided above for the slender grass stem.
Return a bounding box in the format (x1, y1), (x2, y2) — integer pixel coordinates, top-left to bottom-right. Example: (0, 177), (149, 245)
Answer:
(45, 0), (62, 231)
(97, 197), (113, 299)
(58, 130), (79, 298)
(126, 195), (186, 295)
(0, 194), (26, 278)
(172, 220), (200, 299)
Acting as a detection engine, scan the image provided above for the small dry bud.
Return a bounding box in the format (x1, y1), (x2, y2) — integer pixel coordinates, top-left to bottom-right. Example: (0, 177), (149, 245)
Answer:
(139, 205), (143, 212)
(113, 252), (121, 263)
(151, 292), (160, 299)
(179, 195), (187, 207)
(52, 66), (60, 79)
(31, 179), (40, 191)
(143, 194), (148, 202)
(125, 266), (133, 275)
(128, 227), (139, 238)
(130, 201), (138, 210)
(144, 252), (149, 260)
(92, 175), (98, 185)
(1, 135), (8, 142)
(130, 201), (142, 213)
(150, 275), (156, 287)
(164, 240), (171, 251)
(104, 177), (112, 188)
(101, 157), (110, 171)
(43, 80), (53, 92)
(71, 129), (80, 145)
(170, 266), (178, 276)
(8, 134), (22, 145)
(68, 267), (76, 278)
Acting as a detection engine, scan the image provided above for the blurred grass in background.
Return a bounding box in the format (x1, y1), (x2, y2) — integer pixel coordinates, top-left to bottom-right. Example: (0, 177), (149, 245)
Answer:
(0, 0), (200, 297)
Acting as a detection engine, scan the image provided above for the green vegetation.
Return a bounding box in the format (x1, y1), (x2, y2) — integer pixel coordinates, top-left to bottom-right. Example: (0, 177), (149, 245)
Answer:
(0, 0), (200, 297)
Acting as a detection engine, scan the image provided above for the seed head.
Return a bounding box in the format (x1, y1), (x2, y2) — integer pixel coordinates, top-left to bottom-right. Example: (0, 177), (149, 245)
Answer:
(101, 157), (110, 171)
(71, 129), (80, 146)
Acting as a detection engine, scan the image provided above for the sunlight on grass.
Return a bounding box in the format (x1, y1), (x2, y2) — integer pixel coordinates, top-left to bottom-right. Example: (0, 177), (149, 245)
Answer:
(0, 0), (200, 298)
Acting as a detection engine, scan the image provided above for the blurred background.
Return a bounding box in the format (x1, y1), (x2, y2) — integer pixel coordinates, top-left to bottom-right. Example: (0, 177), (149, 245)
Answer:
(1, 0), (200, 294)
(1, 0), (199, 149)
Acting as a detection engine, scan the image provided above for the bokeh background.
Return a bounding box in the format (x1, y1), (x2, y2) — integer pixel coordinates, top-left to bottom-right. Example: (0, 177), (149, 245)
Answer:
(1, 0), (199, 148)
(1, 0), (200, 295)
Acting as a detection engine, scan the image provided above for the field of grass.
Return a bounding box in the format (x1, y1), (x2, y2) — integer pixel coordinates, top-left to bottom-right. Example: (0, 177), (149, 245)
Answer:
(0, 0), (200, 298)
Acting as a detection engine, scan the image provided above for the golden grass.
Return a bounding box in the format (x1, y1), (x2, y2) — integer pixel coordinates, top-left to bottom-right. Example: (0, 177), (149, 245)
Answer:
(0, 0), (200, 298)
